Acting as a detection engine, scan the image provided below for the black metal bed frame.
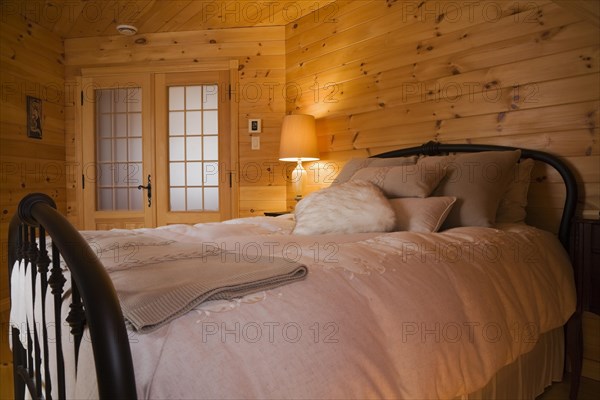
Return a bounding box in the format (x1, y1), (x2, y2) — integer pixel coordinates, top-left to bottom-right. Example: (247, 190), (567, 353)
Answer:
(8, 141), (581, 400)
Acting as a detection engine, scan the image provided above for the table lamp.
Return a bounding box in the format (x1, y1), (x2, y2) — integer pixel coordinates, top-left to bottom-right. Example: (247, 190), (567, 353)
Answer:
(279, 114), (320, 201)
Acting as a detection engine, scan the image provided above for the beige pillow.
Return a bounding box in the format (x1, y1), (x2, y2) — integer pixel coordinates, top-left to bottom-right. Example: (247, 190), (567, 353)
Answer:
(431, 150), (522, 228)
(332, 156), (417, 184)
(350, 163), (447, 198)
(496, 158), (535, 223)
(293, 181), (396, 235)
(389, 197), (456, 233)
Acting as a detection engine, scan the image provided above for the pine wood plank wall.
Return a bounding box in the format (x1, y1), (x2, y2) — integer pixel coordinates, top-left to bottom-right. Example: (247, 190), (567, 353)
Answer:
(63, 25), (288, 223)
(286, 0), (600, 231)
(0, 15), (65, 311)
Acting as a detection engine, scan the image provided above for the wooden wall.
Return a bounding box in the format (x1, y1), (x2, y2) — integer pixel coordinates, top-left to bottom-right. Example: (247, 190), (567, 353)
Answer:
(286, 0), (600, 231)
(64, 26), (288, 225)
(0, 15), (65, 312)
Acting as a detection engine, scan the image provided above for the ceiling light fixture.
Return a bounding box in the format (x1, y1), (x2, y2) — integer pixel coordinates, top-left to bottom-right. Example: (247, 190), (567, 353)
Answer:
(116, 24), (138, 36)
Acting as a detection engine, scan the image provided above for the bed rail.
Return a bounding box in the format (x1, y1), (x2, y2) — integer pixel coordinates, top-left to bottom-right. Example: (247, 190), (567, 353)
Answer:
(8, 193), (137, 399)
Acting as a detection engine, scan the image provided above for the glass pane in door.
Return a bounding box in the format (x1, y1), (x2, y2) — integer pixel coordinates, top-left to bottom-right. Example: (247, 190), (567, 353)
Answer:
(96, 88), (143, 211)
(168, 85), (219, 211)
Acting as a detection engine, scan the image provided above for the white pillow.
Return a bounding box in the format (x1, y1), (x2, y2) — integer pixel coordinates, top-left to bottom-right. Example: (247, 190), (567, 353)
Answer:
(293, 181), (396, 235)
(388, 197), (456, 233)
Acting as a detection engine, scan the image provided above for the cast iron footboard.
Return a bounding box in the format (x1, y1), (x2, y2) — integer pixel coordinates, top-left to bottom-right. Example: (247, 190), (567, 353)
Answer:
(8, 193), (137, 399)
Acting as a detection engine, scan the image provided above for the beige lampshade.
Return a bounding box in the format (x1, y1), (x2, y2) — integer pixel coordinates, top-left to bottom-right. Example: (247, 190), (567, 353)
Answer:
(279, 114), (320, 161)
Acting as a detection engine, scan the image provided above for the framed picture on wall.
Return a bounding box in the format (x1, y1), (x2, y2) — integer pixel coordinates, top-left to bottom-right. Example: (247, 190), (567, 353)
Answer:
(27, 96), (43, 139)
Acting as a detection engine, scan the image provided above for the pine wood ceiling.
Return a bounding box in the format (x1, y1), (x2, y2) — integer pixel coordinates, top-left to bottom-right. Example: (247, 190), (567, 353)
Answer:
(7, 0), (599, 39)
(8, 0), (337, 38)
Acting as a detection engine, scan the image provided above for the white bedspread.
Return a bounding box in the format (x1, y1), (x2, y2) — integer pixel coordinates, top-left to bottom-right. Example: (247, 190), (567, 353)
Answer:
(27, 216), (576, 399)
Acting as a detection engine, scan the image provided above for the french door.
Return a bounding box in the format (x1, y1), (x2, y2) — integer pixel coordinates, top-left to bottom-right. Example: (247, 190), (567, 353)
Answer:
(82, 71), (232, 230)
(155, 71), (232, 226)
(82, 74), (154, 229)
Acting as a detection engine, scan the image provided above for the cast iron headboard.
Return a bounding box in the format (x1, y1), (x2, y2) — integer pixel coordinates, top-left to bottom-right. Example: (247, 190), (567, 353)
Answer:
(373, 141), (578, 249)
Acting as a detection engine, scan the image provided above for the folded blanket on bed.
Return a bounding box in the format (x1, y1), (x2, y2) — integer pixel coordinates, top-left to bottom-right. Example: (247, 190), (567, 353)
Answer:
(110, 252), (308, 332)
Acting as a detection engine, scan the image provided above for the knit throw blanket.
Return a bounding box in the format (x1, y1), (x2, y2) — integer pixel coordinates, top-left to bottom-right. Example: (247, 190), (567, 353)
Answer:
(110, 252), (308, 332)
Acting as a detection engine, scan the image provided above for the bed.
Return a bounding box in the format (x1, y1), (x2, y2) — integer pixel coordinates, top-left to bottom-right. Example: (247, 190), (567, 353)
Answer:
(8, 141), (583, 400)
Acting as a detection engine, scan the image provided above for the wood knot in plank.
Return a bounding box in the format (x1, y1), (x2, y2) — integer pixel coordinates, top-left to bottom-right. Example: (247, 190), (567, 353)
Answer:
(484, 80), (498, 90)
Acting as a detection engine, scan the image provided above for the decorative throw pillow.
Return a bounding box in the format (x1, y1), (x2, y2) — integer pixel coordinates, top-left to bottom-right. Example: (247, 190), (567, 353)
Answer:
(349, 162), (447, 198)
(293, 181), (396, 235)
(432, 150), (522, 228)
(388, 197), (457, 233)
(496, 158), (535, 223)
(332, 156), (417, 184)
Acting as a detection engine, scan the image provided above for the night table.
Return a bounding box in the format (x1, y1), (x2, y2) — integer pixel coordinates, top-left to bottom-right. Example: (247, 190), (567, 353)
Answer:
(264, 211), (290, 217)
(571, 218), (600, 315)
(570, 218), (600, 383)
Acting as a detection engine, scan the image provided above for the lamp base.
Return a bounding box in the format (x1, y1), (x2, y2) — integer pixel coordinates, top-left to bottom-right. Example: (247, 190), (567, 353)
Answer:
(292, 160), (306, 202)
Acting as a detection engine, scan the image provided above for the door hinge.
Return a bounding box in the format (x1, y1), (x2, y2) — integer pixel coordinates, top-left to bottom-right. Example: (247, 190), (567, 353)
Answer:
(81, 174), (85, 189)
(80, 91), (83, 106)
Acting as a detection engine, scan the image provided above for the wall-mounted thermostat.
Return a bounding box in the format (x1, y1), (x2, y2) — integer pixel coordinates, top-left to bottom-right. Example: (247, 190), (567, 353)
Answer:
(248, 118), (262, 133)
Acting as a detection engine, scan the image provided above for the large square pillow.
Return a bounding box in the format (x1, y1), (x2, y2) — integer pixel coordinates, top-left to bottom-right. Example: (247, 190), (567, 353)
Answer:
(389, 197), (456, 233)
(431, 150), (522, 228)
(332, 156), (417, 184)
(496, 158), (534, 223)
(293, 181), (396, 235)
(350, 163), (447, 198)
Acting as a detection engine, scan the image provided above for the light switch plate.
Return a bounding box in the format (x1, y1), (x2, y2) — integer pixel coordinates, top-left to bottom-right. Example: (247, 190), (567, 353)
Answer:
(251, 135), (260, 150)
(248, 119), (262, 133)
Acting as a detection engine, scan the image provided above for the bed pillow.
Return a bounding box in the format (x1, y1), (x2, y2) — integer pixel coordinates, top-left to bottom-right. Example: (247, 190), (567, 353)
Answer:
(496, 158), (535, 223)
(293, 181), (396, 235)
(349, 163), (447, 198)
(431, 150), (522, 228)
(389, 196), (456, 233)
(332, 156), (417, 184)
